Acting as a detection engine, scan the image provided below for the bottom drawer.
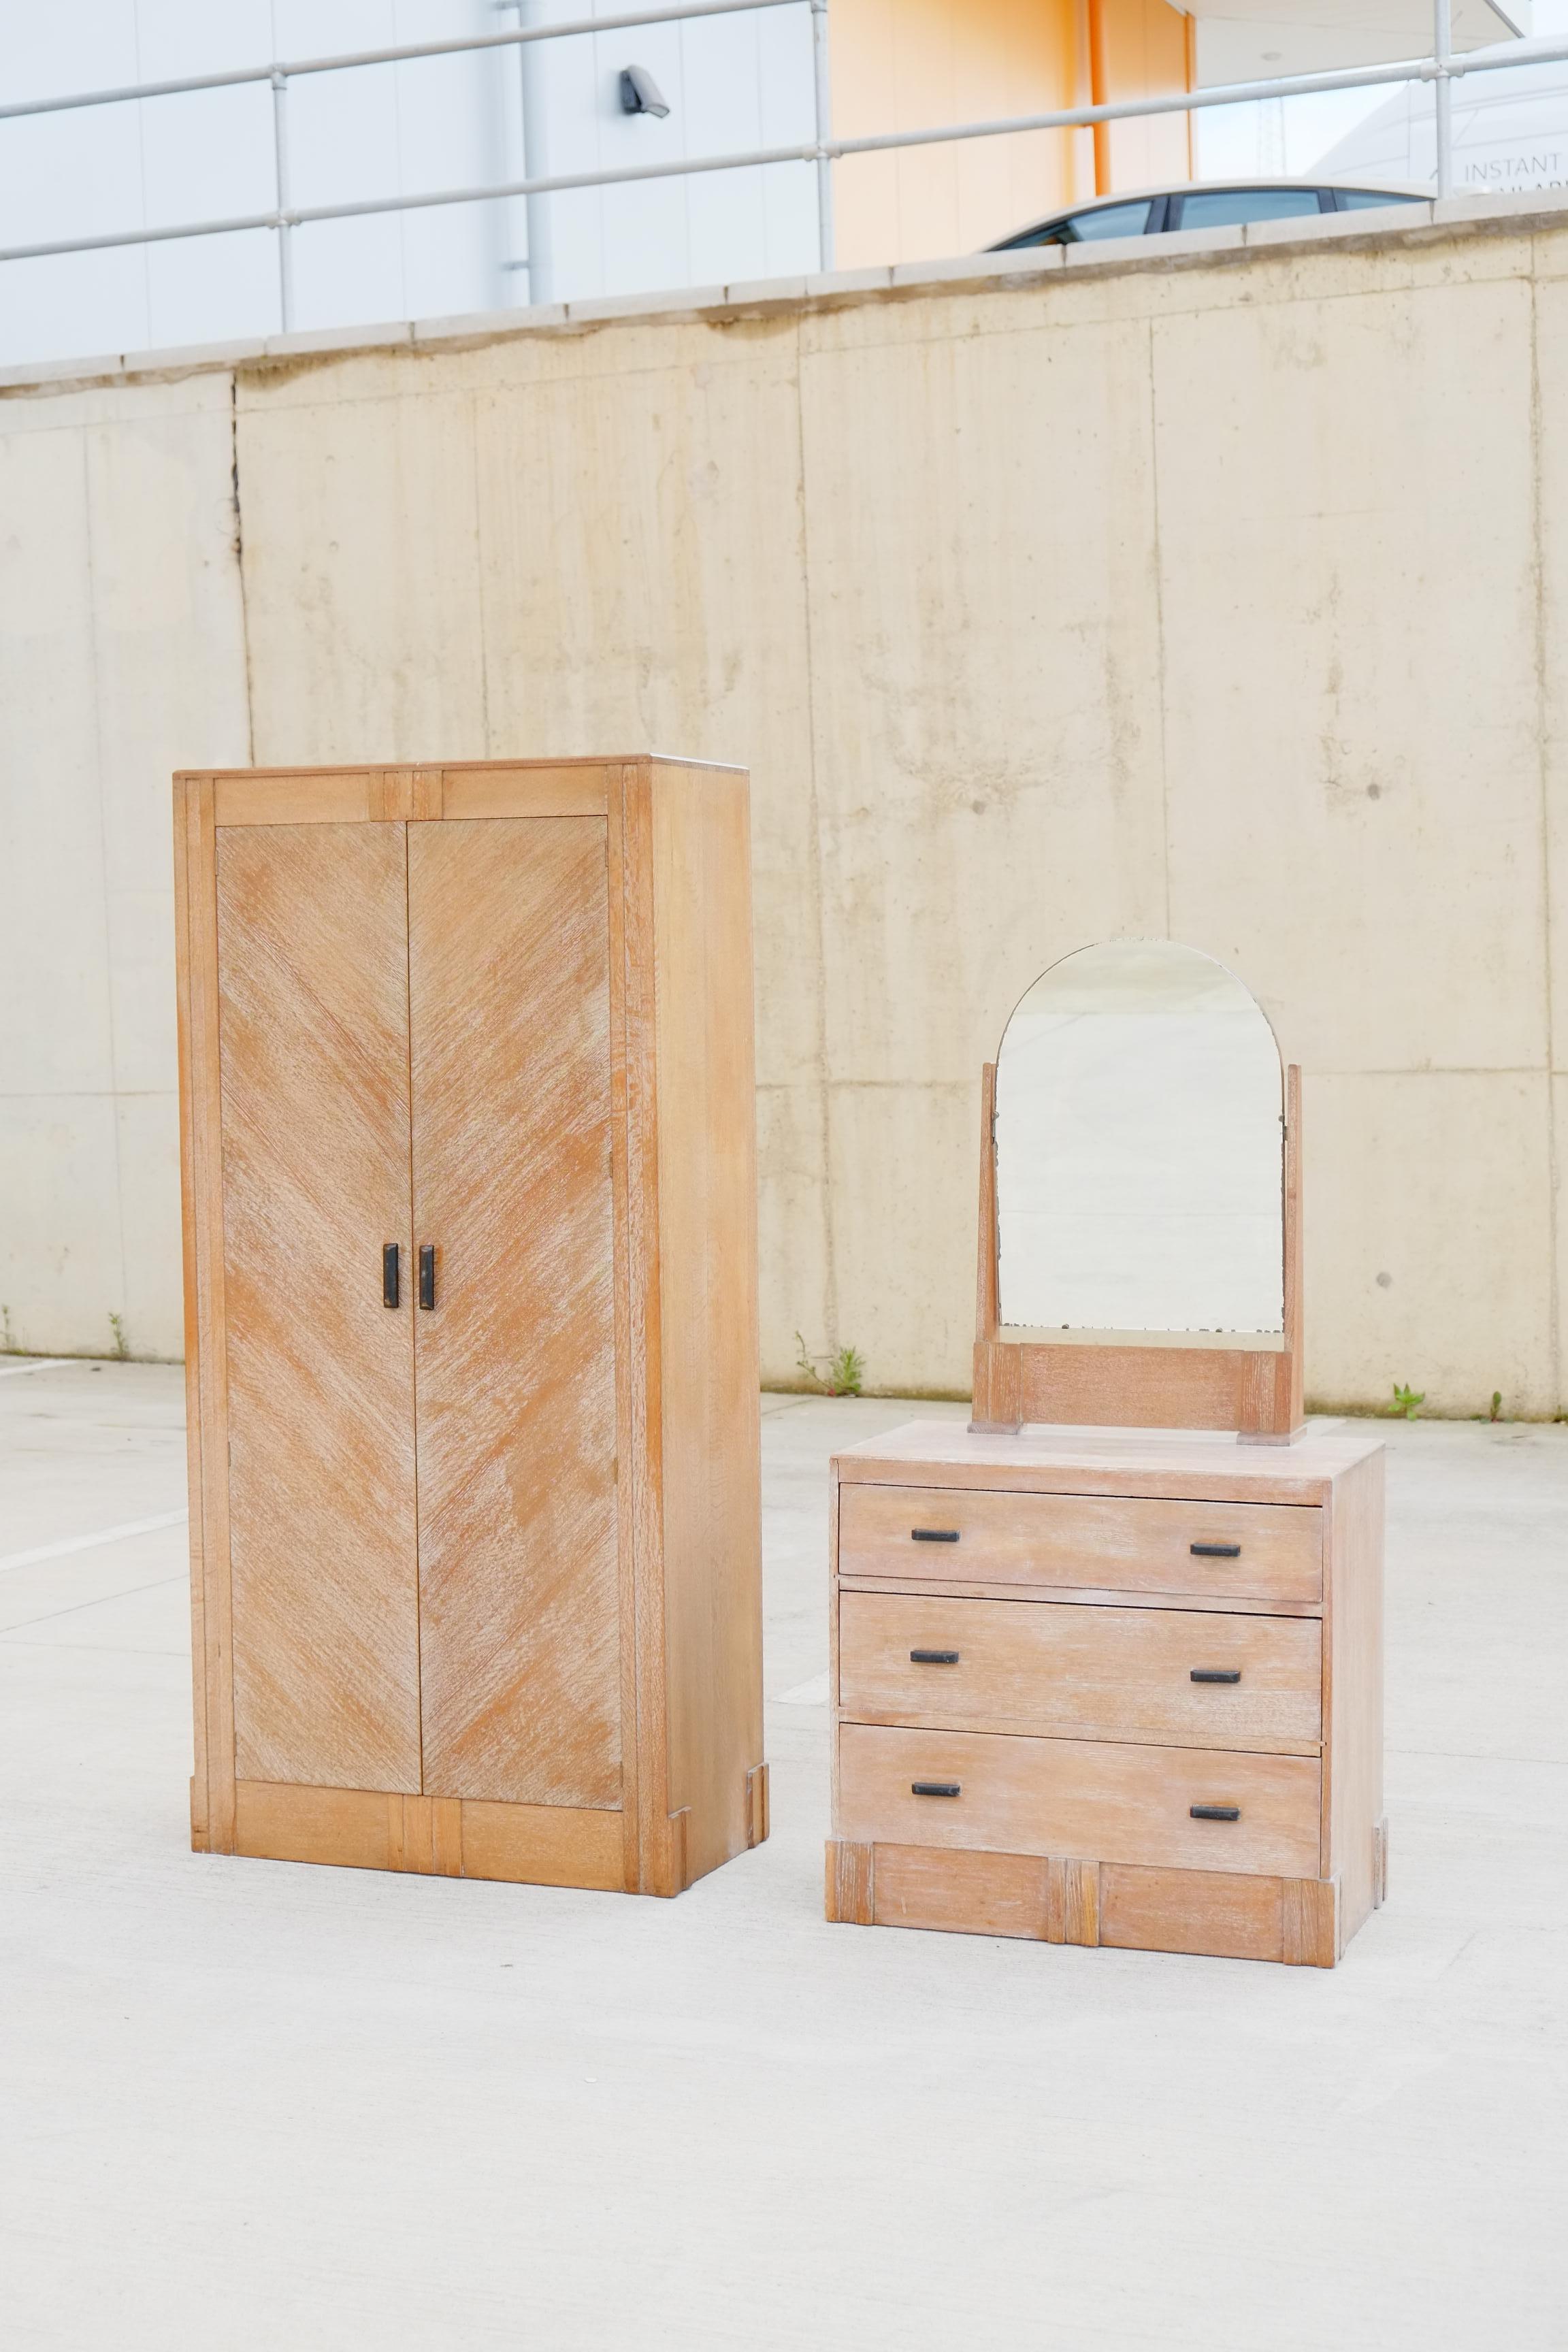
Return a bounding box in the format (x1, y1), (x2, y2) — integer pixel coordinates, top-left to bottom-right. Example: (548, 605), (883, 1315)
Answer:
(836, 1722), (1320, 1878)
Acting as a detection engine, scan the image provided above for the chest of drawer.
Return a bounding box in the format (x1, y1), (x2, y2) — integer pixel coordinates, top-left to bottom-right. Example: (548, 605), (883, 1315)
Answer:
(838, 1590), (1322, 1752)
(837, 1721), (1322, 1879)
(838, 1483), (1322, 1606)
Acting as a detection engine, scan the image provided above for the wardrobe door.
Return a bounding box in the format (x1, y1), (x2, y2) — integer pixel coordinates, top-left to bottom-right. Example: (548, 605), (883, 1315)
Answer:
(216, 822), (421, 1793)
(408, 819), (621, 1807)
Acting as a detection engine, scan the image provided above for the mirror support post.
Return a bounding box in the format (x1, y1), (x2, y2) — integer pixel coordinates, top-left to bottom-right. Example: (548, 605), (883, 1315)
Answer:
(975, 1061), (999, 1338)
(970, 1064), (1022, 1434)
(1238, 1062), (1305, 1445)
(1286, 1062), (1304, 1424)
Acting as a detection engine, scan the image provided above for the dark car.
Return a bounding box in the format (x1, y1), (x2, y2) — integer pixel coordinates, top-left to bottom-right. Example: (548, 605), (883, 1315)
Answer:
(988, 179), (1428, 249)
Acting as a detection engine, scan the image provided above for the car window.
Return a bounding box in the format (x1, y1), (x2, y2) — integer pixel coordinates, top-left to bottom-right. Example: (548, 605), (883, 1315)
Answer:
(1336, 189), (1425, 210)
(1059, 200), (1154, 242)
(1175, 188), (1324, 229)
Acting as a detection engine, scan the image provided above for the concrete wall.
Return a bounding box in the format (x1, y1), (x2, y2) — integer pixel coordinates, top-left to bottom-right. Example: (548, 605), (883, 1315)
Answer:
(3, 192), (1567, 1414)
(0, 372), (250, 1365)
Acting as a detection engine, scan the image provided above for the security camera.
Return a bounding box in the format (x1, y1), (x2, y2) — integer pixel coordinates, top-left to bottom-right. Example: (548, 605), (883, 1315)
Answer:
(619, 64), (670, 118)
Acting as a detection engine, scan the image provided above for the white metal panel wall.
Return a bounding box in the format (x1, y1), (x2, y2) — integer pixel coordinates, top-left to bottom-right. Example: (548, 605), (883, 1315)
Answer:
(523, 0), (817, 301)
(0, 0), (819, 367)
(0, 2), (508, 360)
(275, 0), (510, 333)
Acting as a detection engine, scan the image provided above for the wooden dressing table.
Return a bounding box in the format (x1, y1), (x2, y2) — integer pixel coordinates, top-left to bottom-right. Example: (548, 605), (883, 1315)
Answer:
(826, 941), (1385, 1965)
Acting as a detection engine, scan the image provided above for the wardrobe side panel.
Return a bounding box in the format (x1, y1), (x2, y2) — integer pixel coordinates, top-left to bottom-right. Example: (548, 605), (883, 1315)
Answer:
(216, 821), (422, 1793)
(1329, 1446), (1384, 1946)
(409, 817), (623, 1809)
(174, 780), (214, 1846)
(650, 768), (764, 1880)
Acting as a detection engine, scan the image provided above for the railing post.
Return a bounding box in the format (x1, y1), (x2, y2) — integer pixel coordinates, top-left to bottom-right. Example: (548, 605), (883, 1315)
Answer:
(1433, 0), (1454, 199)
(514, 0), (555, 306)
(811, 0), (834, 273)
(271, 69), (295, 331)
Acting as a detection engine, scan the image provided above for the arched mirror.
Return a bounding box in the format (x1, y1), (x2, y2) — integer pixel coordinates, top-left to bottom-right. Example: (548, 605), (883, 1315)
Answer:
(995, 941), (1284, 1335)
(972, 941), (1303, 1441)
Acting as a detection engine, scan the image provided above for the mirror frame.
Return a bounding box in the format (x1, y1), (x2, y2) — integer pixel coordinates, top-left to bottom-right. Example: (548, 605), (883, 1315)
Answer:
(970, 1051), (1305, 1444)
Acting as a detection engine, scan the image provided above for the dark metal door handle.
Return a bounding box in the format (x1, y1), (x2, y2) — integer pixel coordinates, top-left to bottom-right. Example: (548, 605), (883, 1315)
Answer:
(1190, 1804), (1241, 1822)
(910, 1649), (960, 1665)
(382, 1243), (400, 1309)
(911, 1529), (960, 1544)
(911, 1781), (961, 1797)
(1190, 1542), (1241, 1558)
(418, 1244), (436, 1310)
(1190, 1668), (1242, 1684)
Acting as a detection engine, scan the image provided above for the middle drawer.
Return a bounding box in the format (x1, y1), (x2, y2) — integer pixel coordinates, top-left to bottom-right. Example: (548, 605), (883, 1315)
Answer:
(839, 1591), (1322, 1753)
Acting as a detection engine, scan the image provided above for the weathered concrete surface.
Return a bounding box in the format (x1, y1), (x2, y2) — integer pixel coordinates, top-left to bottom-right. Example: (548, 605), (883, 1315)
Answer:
(0, 1361), (1564, 2348)
(0, 374), (250, 1367)
(3, 200), (1568, 1408)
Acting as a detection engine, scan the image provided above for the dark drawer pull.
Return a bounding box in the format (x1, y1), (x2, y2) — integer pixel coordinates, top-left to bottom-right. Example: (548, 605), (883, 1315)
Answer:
(910, 1649), (960, 1665)
(1190, 1668), (1242, 1684)
(911, 1529), (960, 1544)
(1190, 1542), (1241, 1558)
(912, 1781), (962, 1798)
(382, 1243), (400, 1309)
(418, 1243), (436, 1311)
(1190, 1803), (1241, 1822)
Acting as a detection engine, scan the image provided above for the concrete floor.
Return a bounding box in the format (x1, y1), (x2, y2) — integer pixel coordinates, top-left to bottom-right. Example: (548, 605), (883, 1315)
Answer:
(1, 1362), (1564, 2351)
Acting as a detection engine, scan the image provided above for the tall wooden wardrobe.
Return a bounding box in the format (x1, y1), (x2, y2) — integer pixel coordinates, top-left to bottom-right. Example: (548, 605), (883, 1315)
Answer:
(174, 757), (765, 1898)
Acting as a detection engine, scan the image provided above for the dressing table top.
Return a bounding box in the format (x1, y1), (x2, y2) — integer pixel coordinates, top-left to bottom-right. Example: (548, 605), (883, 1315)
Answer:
(833, 1418), (1384, 1506)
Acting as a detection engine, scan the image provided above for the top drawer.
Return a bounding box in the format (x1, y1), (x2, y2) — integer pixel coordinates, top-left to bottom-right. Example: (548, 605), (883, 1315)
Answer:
(837, 1483), (1322, 1606)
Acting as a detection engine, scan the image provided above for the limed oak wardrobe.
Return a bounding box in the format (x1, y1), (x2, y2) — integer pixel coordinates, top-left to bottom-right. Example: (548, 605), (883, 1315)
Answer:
(174, 757), (765, 1897)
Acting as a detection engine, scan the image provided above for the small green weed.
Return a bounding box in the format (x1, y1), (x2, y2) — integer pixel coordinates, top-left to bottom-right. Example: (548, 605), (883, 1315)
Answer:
(1390, 1382), (1424, 1420)
(1490, 1390), (1503, 1422)
(108, 1312), (129, 1361)
(0, 1305), (13, 1353)
(795, 1332), (866, 1397)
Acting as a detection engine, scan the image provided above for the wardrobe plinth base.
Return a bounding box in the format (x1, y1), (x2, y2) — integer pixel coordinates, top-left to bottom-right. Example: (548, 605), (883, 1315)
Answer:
(212, 1779), (630, 1891)
(825, 1839), (1349, 1967)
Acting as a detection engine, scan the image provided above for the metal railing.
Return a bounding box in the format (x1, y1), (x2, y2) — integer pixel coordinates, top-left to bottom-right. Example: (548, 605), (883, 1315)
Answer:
(3, 0), (1567, 336)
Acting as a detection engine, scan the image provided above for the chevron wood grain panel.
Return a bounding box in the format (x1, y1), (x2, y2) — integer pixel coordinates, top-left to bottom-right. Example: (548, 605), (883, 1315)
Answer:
(409, 817), (622, 1808)
(216, 821), (421, 1793)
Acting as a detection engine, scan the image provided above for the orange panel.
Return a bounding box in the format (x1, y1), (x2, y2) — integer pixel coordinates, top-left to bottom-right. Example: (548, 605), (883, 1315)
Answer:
(828, 0), (1191, 265)
(831, 0), (1083, 265)
(1100, 0), (1193, 193)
